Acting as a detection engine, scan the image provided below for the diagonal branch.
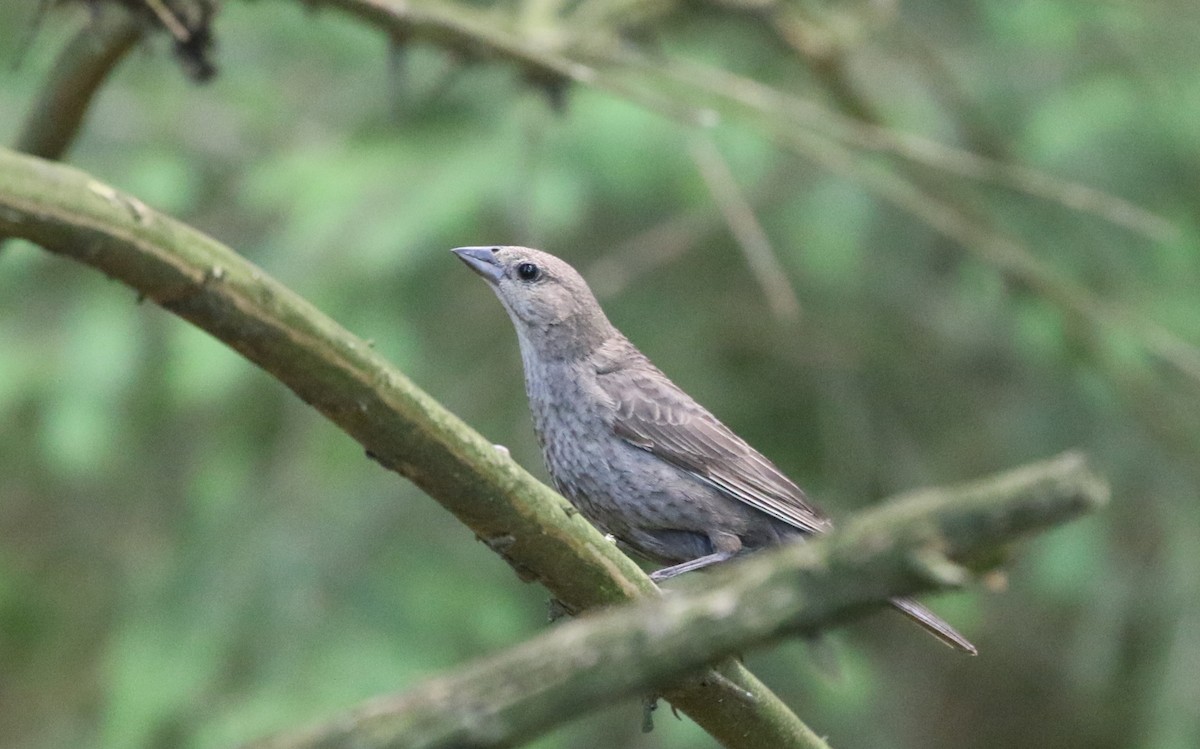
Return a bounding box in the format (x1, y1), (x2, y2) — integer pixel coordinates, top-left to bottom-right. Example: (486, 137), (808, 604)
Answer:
(690, 135), (802, 323)
(0, 147), (828, 748)
(245, 451), (1107, 749)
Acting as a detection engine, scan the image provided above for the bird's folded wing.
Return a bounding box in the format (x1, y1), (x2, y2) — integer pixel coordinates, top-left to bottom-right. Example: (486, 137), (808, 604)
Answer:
(602, 370), (832, 535)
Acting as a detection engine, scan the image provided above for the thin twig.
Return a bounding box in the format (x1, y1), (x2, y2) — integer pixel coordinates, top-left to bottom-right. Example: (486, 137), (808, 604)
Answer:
(628, 53), (1178, 243)
(309, 0), (1173, 243)
(690, 135), (803, 323)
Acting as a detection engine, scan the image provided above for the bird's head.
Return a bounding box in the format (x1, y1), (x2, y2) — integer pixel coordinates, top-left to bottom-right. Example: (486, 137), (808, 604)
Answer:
(452, 246), (617, 359)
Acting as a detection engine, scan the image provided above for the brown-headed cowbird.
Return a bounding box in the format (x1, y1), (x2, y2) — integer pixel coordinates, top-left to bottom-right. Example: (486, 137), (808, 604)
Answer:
(453, 245), (976, 654)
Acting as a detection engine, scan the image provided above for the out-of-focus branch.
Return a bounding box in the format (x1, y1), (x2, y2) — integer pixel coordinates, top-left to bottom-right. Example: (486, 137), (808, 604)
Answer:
(646, 56), (1176, 243)
(15, 6), (143, 160)
(585, 165), (795, 298)
(0, 148), (830, 749)
(246, 452), (1107, 749)
(308, 0), (1173, 242)
(787, 132), (1200, 393)
(690, 136), (802, 323)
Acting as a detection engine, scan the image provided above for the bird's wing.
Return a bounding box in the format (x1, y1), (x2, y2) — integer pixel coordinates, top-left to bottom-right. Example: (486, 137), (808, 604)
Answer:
(600, 366), (832, 535)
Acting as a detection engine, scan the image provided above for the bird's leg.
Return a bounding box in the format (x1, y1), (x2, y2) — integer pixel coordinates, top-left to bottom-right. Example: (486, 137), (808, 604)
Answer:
(649, 550), (738, 581)
(546, 598), (572, 623)
(650, 532), (742, 581)
(641, 695), (658, 733)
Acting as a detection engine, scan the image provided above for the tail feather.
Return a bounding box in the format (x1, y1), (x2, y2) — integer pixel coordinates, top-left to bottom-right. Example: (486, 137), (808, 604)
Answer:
(889, 597), (977, 655)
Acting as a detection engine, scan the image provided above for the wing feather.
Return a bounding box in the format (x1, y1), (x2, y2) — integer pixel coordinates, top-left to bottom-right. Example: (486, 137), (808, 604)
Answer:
(602, 366), (831, 535)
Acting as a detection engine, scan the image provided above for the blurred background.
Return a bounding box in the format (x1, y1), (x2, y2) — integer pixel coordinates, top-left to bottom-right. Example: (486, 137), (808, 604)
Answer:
(1, 1), (1197, 747)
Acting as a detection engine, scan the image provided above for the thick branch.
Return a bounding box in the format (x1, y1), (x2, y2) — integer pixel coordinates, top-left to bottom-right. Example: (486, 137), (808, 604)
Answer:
(245, 452), (1107, 749)
(0, 148), (826, 748)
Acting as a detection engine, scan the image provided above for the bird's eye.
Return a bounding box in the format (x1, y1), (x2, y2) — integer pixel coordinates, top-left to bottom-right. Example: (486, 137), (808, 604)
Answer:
(515, 262), (541, 281)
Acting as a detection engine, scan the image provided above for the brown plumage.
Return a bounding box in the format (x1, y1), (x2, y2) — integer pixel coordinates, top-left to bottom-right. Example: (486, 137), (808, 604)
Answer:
(454, 245), (976, 654)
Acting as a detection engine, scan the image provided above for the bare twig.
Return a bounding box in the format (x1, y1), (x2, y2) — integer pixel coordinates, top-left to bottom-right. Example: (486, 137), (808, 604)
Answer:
(586, 166), (795, 299)
(650, 56), (1176, 243)
(690, 135), (802, 323)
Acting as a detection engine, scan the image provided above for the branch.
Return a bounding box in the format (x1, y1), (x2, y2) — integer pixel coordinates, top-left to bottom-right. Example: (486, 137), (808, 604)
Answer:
(0, 147), (827, 748)
(245, 452), (1107, 749)
(15, 5), (143, 160)
(306, 0), (1173, 243)
(690, 135), (801, 323)
(641, 55), (1176, 243)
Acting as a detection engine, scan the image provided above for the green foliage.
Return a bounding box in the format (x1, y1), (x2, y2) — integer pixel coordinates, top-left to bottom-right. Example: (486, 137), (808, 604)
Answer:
(2, 1), (1199, 748)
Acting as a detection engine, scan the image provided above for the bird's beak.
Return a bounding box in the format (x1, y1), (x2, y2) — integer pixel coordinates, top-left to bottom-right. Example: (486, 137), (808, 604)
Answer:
(452, 247), (504, 284)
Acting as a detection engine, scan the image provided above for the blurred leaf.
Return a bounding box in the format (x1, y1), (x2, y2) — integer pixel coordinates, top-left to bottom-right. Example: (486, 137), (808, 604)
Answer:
(1021, 77), (1136, 165)
(1024, 518), (1105, 600)
(165, 324), (251, 408)
(36, 291), (141, 477)
(786, 178), (874, 287)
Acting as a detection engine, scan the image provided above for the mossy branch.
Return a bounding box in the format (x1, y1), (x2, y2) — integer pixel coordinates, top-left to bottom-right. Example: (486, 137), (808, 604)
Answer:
(245, 452), (1106, 749)
(0, 147), (829, 748)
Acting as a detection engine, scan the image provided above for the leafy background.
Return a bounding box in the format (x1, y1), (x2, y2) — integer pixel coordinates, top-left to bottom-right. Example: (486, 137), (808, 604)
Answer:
(1, 1), (1198, 748)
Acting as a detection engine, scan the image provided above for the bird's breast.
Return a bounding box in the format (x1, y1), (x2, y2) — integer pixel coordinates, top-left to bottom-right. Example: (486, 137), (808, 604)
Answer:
(521, 360), (624, 512)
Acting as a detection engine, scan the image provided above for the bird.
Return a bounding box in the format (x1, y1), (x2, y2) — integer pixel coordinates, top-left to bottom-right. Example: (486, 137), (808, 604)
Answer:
(453, 245), (976, 654)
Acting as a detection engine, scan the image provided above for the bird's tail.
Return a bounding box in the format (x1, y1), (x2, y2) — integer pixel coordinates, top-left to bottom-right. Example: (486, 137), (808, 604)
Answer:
(889, 597), (977, 655)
